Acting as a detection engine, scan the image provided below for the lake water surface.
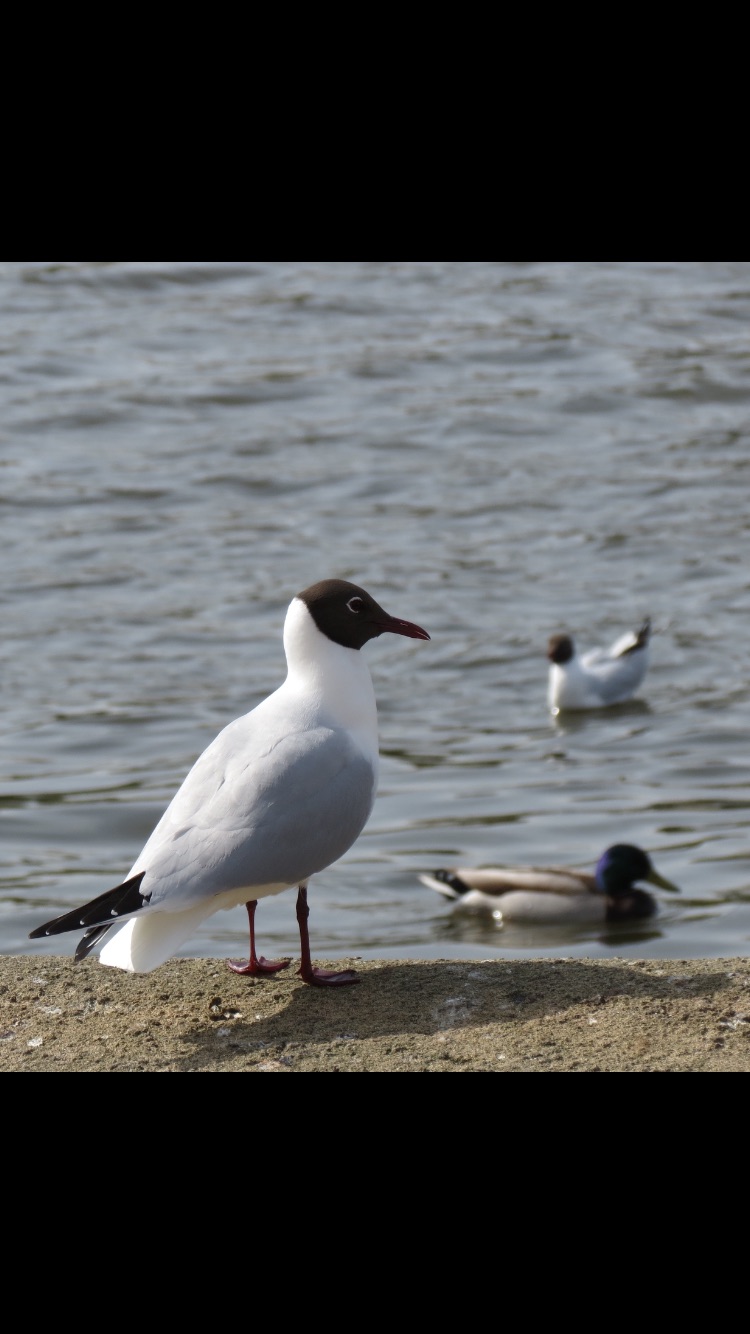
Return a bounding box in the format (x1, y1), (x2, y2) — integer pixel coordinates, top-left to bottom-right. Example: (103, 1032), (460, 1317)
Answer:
(3, 260), (750, 968)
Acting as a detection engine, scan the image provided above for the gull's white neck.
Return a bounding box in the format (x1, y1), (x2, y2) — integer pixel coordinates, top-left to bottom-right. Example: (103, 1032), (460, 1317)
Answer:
(282, 597), (379, 752)
(550, 655), (583, 709)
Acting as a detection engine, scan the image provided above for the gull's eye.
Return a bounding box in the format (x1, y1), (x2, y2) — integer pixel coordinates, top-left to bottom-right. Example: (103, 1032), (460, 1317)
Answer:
(347, 597), (365, 615)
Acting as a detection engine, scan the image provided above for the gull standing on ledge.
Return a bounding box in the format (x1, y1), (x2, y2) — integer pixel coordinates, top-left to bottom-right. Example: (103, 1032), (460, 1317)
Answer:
(30, 579), (431, 988)
(547, 618), (651, 714)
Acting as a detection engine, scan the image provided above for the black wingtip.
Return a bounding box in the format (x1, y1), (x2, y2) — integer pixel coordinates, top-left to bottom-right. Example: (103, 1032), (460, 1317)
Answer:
(74, 926), (111, 962)
(637, 617), (652, 647)
(433, 870), (472, 898)
(29, 872), (149, 941)
(620, 618), (651, 657)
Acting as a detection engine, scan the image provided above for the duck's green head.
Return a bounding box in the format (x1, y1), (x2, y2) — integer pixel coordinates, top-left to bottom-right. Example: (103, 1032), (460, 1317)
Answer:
(596, 844), (680, 897)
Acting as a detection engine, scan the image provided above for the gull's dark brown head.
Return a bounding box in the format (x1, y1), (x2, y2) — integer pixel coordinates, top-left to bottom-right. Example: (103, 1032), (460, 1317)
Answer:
(299, 580), (431, 651)
(547, 633), (575, 666)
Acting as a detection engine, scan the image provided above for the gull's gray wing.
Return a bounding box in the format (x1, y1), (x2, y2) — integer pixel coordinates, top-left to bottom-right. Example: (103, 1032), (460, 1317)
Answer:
(130, 717), (377, 908)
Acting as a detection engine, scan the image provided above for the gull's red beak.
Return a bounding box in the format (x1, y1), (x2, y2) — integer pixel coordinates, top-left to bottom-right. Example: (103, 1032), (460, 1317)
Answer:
(376, 615), (431, 642)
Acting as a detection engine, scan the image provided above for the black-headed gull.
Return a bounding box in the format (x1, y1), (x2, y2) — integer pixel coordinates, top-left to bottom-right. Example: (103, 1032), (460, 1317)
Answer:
(30, 579), (430, 987)
(419, 844), (679, 923)
(547, 618), (651, 713)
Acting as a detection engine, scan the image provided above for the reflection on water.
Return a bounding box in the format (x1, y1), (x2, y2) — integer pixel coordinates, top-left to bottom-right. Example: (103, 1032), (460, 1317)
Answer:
(432, 908), (669, 953)
(550, 700), (654, 736)
(3, 260), (750, 966)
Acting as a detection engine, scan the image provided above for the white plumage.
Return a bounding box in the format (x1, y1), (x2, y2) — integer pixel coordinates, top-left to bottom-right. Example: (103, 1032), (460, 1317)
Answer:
(30, 579), (430, 987)
(547, 618), (651, 713)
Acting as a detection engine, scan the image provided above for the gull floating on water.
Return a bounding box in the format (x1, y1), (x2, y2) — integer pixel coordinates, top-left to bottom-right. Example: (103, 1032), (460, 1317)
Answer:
(419, 844), (679, 924)
(547, 618), (651, 713)
(30, 579), (431, 987)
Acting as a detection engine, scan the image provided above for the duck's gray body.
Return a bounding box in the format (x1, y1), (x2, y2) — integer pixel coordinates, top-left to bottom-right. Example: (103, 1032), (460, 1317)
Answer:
(419, 844), (679, 924)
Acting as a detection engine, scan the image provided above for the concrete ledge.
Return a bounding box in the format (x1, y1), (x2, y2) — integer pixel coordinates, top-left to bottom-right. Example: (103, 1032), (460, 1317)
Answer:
(2, 954), (749, 1071)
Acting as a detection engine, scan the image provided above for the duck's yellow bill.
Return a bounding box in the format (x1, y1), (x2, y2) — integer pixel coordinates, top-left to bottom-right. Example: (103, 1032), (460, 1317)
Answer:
(647, 869), (680, 893)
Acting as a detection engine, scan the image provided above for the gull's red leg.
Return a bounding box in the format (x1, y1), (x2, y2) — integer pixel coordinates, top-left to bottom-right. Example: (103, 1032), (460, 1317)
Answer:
(295, 884), (359, 987)
(227, 900), (291, 976)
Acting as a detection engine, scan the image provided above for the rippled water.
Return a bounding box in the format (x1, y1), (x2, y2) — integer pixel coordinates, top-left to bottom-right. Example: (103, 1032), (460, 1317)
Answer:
(3, 260), (750, 968)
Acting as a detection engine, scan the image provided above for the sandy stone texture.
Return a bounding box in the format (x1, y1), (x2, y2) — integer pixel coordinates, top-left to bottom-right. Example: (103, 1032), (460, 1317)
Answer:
(2, 954), (750, 1072)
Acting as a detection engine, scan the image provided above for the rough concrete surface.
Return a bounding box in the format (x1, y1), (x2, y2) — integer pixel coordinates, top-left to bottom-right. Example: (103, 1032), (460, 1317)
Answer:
(2, 954), (750, 1071)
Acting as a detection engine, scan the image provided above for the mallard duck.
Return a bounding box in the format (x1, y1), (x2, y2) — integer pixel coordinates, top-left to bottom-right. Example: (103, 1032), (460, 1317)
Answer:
(418, 844), (679, 923)
(547, 618), (651, 713)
